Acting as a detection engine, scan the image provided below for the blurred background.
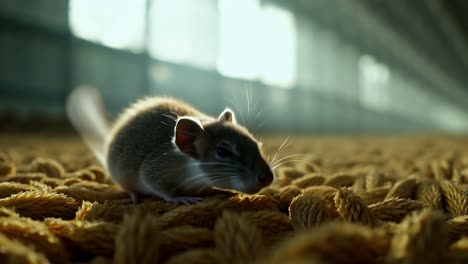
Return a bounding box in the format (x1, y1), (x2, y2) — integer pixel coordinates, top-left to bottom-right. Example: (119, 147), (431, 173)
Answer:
(1, 0), (468, 134)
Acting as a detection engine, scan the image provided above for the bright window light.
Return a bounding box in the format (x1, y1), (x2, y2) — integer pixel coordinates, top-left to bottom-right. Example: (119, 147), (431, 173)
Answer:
(217, 0), (262, 80)
(69, 0), (146, 52)
(148, 0), (218, 69)
(259, 6), (297, 88)
(358, 55), (390, 110)
(217, 0), (297, 88)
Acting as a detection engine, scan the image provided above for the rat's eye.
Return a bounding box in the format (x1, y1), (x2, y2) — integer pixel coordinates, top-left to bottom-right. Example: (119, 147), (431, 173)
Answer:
(216, 146), (232, 158)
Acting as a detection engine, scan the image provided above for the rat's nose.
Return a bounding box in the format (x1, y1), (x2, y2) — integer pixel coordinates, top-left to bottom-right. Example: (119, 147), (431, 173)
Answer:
(257, 171), (273, 186)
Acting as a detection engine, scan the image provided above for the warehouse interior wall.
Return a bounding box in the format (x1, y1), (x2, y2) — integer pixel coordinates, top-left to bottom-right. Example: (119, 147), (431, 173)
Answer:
(1, 0), (468, 134)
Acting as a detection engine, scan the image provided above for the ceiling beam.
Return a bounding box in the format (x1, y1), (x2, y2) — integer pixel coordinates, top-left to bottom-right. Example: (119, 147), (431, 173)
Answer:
(377, 1), (453, 71)
(427, 0), (468, 77)
(333, 0), (468, 108)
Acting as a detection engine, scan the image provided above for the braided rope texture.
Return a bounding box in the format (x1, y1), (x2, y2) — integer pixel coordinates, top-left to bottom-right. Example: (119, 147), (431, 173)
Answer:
(1, 134), (468, 263)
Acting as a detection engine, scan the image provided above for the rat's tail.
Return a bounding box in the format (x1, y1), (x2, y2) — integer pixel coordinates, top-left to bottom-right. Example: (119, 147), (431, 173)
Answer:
(66, 85), (109, 166)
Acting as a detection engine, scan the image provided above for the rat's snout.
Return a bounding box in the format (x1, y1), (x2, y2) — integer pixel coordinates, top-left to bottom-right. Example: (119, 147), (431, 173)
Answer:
(257, 170), (273, 187)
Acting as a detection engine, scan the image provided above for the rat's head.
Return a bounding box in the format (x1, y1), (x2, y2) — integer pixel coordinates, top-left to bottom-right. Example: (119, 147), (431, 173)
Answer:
(173, 108), (273, 194)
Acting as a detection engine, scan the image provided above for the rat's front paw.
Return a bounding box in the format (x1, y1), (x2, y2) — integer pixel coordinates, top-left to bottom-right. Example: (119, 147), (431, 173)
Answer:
(165, 196), (203, 205)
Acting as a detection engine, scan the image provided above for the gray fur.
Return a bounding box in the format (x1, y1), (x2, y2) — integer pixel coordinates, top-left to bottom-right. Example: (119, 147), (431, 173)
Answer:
(69, 88), (274, 203)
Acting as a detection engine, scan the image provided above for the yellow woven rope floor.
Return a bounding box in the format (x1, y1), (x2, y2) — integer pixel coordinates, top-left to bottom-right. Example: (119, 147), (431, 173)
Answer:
(1, 132), (468, 263)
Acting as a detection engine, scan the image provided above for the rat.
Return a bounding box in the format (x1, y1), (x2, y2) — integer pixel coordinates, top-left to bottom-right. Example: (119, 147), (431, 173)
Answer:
(66, 86), (274, 204)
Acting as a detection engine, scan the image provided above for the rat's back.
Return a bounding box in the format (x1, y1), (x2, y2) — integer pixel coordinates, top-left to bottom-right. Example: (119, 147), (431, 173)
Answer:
(68, 87), (274, 203)
(105, 96), (210, 193)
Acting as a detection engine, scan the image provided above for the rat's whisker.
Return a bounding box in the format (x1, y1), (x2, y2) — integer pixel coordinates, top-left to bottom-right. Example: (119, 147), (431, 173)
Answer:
(283, 139), (294, 152)
(251, 93), (264, 131)
(256, 122), (265, 130)
(210, 176), (236, 185)
(177, 162), (234, 169)
(253, 109), (264, 124)
(271, 153), (312, 167)
(179, 173), (236, 190)
(212, 173), (238, 179)
(252, 94), (262, 115)
(161, 113), (177, 121)
(187, 169), (238, 180)
(227, 98), (246, 126)
(272, 159), (303, 170)
(162, 163), (237, 183)
(189, 170), (237, 179)
(157, 164), (232, 180)
(174, 172), (233, 190)
(271, 136), (290, 165)
(168, 110), (180, 117)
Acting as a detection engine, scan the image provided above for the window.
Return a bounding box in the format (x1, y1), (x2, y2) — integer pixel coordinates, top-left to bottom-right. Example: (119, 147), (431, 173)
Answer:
(358, 55), (390, 111)
(148, 0), (218, 69)
(258, 5), (297, 88)
(217, 0), (297, 88)
(297, 20), (360, 97)
(69, 0), (146, 52)
(70, 0), (297, 87)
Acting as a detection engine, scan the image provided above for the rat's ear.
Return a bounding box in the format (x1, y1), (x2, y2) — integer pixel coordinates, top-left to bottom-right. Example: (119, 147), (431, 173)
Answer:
(218, 108), (237, 124)
(174, 116), (205, 159)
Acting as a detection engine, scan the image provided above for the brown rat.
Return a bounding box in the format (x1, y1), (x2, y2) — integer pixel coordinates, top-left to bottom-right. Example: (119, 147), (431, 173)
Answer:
(66, 86), (274, 204)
